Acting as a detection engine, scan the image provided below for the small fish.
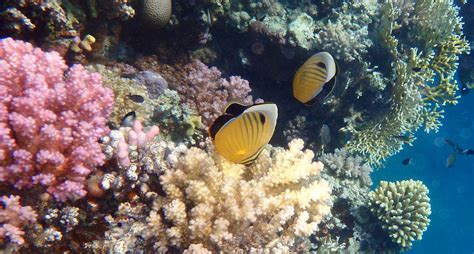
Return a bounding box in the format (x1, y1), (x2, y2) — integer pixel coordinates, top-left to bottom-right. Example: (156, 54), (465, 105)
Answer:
(412, 67), (422, 72)
(461, 83), (469, 96)
(444, 138), (463, 153)
(121, 111), (136, 127)
(446, 153), (457, 168)
(293, 52), (339, 105)
(320, 124), (331, 146)
(392, 134), (411, 144)
(462, 149), (474, 156)
(128, 94), (145, 103)
(402, 158), (411, 165)
(208, 102), (278, 164)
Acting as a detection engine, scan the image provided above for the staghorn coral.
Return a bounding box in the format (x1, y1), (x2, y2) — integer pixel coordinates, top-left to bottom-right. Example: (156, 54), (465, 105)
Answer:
(369, 180), (431, 250)
(343, 59), (424, 166)
(0, 38), (114, 201)
(341, 0), (469, 166)
(0, 195), (38, 245)
(148, 139), (332, 252)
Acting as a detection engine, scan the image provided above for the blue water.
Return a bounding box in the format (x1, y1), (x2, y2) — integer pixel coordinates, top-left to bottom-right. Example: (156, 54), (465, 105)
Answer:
(372, 78), (474, 253)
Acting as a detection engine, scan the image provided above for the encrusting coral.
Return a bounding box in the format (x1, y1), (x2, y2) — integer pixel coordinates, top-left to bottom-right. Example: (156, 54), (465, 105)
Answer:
(369, 180), (431, 250)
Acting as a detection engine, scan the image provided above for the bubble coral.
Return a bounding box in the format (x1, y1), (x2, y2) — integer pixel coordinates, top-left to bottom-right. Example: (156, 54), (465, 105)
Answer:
(0, 38), (114, 201)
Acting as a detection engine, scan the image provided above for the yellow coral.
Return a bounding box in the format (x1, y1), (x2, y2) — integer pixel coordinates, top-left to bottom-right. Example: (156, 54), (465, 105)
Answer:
(148, 139), (332, 252)
(369, 180), (431, 250)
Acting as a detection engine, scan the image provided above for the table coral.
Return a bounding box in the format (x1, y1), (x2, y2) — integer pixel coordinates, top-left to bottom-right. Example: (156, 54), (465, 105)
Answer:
(369, 180), (431, 250)
(0, 38), (113, 201)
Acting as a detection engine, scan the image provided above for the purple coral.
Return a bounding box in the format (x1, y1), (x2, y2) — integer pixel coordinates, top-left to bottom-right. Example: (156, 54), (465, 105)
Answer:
(0, 195), (37, 245)
(178, 60), (256, 126)
(0, 38), (114, 201)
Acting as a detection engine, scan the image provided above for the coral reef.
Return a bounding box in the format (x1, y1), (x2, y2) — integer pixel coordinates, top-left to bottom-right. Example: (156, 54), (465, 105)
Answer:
(0, 0), (84, 39)
(92, 136), (332, 252)
(0, 38), (113, 201)
(135, 57), (258, 126)
(349, 0), (469, 165)
(312, 148), (375, 252)
(178, 60), (256, 126)
(369, 180), (431, 250)
(320, 148), (372, 188)
(0, 195), (37, 245)
(151, 139), (331, 252)
(86, 64), (156, 129)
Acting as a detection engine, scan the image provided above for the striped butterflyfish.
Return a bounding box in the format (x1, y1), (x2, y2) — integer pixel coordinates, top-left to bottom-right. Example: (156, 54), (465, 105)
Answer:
(208, 102), (278, 164)
(293, 52), (339, 105)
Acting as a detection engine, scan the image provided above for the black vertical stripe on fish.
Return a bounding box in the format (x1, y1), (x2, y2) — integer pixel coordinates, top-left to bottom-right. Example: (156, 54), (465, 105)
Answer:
(250, 112), (261, 150)
(259, 113), (266, 125)
(316, 62), (326, 69)
(244, 113), (255, 152)
(302, 68), (327, 79)
(301, 71), (326, 81)
(303, 76), (337, 106)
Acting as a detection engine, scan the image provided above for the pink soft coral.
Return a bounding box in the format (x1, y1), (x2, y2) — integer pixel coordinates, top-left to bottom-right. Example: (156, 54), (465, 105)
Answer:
(0, 195), (37, 245)
(0, 38), (114, 201)
(178, 60), (256, 126)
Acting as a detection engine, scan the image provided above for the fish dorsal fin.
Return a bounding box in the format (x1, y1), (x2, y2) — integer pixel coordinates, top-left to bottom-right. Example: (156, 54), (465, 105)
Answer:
(224, 102), (249, 116)
(208, 114), (235, 140)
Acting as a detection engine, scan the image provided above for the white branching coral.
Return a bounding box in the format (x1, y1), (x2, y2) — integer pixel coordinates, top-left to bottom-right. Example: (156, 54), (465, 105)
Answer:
(320, 148), (372, 187)
(148, 139), (332, 252)
(369, 180), (431, 250)
(315, 1), (376, 62)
